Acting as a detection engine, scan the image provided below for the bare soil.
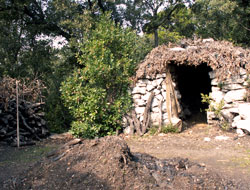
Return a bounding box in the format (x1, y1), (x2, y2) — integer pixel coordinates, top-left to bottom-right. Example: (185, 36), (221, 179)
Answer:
(125, 122), (250, 188)
(1, 119), (250, 190)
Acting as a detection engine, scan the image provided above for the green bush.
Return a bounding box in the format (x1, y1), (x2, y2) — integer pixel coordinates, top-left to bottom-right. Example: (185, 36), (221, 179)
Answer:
(61, 14), (138, 138)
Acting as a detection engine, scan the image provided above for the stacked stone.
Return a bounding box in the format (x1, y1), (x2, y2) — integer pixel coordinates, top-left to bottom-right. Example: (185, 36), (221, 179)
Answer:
(208, 68), (250, 135)
(131, 74), (182, 126)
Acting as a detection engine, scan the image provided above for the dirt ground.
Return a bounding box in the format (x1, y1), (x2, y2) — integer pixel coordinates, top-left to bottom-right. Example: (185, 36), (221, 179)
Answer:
(1, 118), (250, 189)
(125, 122), (250, 186)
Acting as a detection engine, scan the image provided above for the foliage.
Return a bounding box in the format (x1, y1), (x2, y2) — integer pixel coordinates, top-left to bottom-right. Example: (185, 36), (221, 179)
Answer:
(44, 47), (75, 133)
(201, 93), (225, 117)
(118, 0), (190, 47)
(61, 14), (138, 138)
(192, 0), (250, 46)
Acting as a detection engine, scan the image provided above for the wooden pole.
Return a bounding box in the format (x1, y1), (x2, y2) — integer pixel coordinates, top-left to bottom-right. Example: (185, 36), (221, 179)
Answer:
(141, 92), (154, 135)
(166, 68), (172, 124)
(16, 80), (20, 148)
(158, 99), (163, 133)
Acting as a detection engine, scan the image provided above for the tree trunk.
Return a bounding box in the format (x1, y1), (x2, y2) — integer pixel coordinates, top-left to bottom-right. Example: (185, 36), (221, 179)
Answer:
(154, 28), (159, 47)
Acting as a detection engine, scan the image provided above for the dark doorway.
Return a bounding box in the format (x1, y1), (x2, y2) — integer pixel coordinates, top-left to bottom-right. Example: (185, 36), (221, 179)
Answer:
(173, 64), (212, 118)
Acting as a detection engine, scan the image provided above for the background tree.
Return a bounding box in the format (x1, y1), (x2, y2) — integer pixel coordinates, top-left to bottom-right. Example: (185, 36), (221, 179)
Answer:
(192, 0), (250, 46)
(118, 0), (191, 47)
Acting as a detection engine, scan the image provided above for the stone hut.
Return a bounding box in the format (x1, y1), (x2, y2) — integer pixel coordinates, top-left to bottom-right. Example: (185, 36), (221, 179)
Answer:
(124, 39), (250, 136)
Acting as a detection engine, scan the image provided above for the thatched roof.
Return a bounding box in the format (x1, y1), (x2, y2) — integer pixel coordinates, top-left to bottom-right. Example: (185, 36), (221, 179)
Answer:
(134, 39), (250, 81)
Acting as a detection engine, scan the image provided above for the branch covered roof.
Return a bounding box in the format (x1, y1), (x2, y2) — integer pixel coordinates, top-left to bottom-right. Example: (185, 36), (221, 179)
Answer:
(134, 39), (250, 81)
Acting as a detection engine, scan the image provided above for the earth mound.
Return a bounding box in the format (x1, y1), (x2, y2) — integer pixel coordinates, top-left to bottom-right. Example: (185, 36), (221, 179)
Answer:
(4, 136), (242, 189)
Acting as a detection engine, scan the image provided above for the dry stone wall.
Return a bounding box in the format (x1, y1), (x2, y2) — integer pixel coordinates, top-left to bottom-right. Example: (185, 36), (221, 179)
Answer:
(123, 73), (182, 134)
(208, 68), (250, 135)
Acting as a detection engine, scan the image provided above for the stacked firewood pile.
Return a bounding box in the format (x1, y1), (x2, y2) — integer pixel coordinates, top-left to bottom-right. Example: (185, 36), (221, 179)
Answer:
(0, 77), (49, 146)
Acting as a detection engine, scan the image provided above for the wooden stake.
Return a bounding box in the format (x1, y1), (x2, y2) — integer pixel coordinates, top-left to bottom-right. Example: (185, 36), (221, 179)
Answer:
(16, 80), (20, 148)
(166, 68), (172, 124)
(158, 99), (163, 133)
(141, 92), (154, 135)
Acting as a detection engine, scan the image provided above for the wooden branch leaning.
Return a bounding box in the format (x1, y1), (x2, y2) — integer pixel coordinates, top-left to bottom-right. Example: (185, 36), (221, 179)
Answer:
(131, 110), (142, 136)
(141, 92), (155, 135)
(158, 99), (163, 133)
(165, 68), (172, 124)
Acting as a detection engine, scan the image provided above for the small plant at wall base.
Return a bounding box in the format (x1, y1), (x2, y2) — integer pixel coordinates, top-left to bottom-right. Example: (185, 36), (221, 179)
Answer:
(61, 14), (138, 138)
(149, 124), (179, 135)
(161, 124), (179, 133)
(201, 93), (224, 117)
(218, 82), (225, 90)
(201, 93), (212, 112)
(220, 121), (230, 131)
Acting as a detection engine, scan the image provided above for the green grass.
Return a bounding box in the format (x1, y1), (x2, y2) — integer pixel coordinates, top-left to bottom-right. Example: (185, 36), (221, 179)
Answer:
(149, 124), (179, 135)
(0, 145), (56, 165)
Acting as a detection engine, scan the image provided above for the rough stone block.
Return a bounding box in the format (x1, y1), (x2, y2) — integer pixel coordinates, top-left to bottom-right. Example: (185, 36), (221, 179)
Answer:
(142, 93), (151, 101)
(227, 107), (239, 114)
(207, 111), (216, 120)
(136, 83), (147, 87)
(163, 113), (168, 120)
(232, 115), (241, 128)
(239, 103), (250, 120)
(156, 73), (166, 79)
(211, 78), (219, 86)
(212, 87), (220, 92)
(221, 109), (234, 122)
(209, 71), (216, 79)
(138, 79), (149, 85)
(132, 86), (146, 95)
(225, 76), (245, 84)
(155, 94), (163, 101)
(223, 84), (244, 91)
(162, 92), (166, 100)
(134, 99), (146, 106)
(236, 128), (245, 136)
(151, 112), (160, 123)
(224, 89), (247, 103)
(157, 78), (164, 86)
(234, 119), (250, 133)
(162, 83), (166, 90)
(153, 89), (161, 95)
(135, 107), (145, 114)
(152, 98), (159, 108)
(147, 84), (155, 92)
(132, 94), (141, 100)
(152, 107), (159, 113)
(210, 91), (225, 103)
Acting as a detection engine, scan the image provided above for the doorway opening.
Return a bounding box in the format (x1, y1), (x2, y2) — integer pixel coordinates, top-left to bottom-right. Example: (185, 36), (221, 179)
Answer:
(173, 63), (212, 121)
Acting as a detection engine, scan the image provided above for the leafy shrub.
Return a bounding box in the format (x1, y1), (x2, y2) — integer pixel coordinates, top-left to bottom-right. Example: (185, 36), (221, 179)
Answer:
(61, 14), (138, 138)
